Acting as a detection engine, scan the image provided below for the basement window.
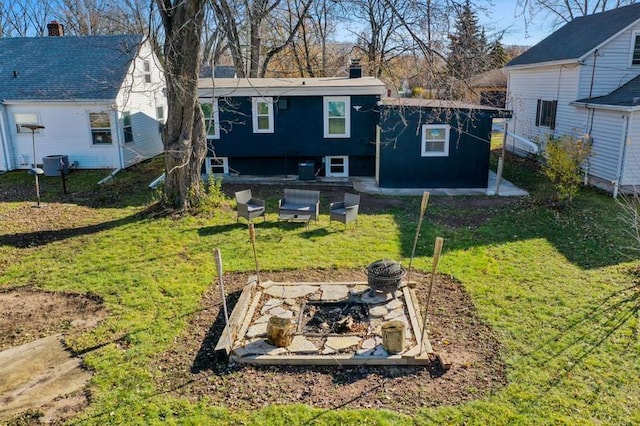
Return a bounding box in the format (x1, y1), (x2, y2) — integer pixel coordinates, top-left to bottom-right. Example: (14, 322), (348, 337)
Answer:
(89, 112), (113, 145)
(535, 99), (557, 129)
(252, 97), (274, 133)
(421, 124), (450, 157)
(206, 157), (229, 175)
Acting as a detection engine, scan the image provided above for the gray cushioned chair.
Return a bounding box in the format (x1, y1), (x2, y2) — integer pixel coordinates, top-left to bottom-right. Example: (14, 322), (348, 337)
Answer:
(235, 189), (266, 223)
(330, 193), (360, 227)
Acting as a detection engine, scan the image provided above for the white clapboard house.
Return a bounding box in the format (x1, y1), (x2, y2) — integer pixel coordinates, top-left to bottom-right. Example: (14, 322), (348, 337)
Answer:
(506, 3), (640, 193)
(0, 21), (165, 173)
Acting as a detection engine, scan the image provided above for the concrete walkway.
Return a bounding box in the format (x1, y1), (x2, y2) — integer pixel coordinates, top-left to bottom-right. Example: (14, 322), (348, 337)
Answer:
(222, 171), (528, 197)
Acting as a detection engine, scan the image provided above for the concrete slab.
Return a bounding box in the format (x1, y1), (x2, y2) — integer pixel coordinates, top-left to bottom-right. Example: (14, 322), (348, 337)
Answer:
(0, 334), (91, 419)
(219, 170), (527, 196)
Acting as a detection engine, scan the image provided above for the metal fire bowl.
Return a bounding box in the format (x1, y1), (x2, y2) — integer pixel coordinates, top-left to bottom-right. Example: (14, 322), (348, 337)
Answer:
(365, 259), (407, 293)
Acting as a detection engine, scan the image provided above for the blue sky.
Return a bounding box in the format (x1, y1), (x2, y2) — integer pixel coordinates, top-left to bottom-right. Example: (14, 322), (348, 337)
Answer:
(478, 0), (551, 46)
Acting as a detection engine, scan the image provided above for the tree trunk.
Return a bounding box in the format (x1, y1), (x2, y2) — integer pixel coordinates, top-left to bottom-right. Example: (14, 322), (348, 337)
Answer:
(157, 0), (207, 211)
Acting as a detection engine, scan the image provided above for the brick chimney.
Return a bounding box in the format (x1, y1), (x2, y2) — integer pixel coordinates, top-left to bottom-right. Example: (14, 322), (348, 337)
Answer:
(349, 58), (362, 79)
(47, 21), (64, 36)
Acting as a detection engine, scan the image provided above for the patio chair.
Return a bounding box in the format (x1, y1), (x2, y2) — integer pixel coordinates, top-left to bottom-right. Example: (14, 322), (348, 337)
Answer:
(235, 189), (266, 223)
(329, 193), (360, 227)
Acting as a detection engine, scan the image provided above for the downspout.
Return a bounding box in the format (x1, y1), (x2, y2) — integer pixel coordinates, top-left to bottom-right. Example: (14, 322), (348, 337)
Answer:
(613, 114), (630, 198)
(98, 108), (124, 185)
(587, 50), (600, 135)
(0, 102), (12, 171)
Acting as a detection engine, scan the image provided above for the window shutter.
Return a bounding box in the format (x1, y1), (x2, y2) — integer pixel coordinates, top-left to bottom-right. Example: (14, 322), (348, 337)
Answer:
(535, 99), (542, 127)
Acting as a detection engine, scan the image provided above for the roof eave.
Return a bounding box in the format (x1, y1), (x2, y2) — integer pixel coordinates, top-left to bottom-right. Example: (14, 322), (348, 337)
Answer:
(505, 59), (580, 71)
(570, 100), (640, 112)
(1, 98), (115, 105)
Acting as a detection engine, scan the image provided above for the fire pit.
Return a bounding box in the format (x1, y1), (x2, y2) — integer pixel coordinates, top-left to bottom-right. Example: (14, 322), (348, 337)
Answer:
(365, 259), (407, 296)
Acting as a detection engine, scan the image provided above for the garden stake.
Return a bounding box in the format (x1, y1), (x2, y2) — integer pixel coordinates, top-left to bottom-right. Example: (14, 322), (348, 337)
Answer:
(248, 223), (260, 283)
(419, 236), (444, 356)
(407, 192), (430, 286)
(214, 248), (232, 350)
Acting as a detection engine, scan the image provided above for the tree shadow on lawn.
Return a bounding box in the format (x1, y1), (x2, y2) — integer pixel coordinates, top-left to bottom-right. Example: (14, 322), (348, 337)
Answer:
(0, 207), (157, 249)
(394, 196), (631, 271)
(513, 279), (639, 412)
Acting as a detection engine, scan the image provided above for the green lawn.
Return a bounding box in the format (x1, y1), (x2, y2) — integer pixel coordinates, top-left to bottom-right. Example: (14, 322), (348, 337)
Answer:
(1, 154), (638, 425)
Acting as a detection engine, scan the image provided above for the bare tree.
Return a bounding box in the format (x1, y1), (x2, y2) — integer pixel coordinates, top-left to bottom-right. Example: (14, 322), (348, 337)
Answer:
(156, 0), (208, 211)
(336, 0), (414, 78)
(0, 0), (58, 36)
(57, 0), (153, 35)
(516, 0), (638, 27)
(212, 0), (313, 77)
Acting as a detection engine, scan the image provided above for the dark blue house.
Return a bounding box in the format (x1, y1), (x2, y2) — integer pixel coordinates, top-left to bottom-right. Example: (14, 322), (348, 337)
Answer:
(198, 72), (386, 179)
(198, 76), (500, 189)
(377, 98), (501, 188)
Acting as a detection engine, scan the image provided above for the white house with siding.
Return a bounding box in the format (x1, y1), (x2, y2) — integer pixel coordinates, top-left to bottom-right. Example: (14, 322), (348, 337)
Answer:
(0, 23), (165, 173)
(505, 3), (640, 192)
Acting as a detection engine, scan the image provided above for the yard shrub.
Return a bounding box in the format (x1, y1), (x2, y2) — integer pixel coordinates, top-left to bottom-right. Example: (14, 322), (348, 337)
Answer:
(542, 134), (592, 204)
(191, 174), (227, 215)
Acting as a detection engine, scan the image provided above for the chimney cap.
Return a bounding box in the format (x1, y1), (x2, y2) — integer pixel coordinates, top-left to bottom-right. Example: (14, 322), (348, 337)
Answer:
(47, 20), (64, 36)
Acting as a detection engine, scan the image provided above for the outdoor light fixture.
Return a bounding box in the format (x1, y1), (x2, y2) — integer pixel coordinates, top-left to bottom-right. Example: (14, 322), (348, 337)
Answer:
(21, 124), (46, 207)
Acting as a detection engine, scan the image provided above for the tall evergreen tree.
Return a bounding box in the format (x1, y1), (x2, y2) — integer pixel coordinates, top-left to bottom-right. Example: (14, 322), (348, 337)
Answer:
(489, 38), (508, 68)
(447, 0), (490, 96)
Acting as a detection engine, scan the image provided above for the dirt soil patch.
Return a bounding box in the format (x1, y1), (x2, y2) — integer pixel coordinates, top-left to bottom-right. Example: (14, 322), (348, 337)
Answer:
(0, 288), (107, 424)
(155, 269), (506, 415)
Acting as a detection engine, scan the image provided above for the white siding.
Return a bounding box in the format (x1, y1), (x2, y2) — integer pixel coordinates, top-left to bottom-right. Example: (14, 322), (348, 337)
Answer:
(506, 65), (582, 143)
(577, 22), (640, 99)
(4, 103), (120, 169)
(586, 109), (626, 183)
(116, 40), (165, 168)
(622, 112), (640, 185)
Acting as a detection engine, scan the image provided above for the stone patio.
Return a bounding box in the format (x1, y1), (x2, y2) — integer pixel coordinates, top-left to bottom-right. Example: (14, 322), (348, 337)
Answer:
(216, 278), (436, 366)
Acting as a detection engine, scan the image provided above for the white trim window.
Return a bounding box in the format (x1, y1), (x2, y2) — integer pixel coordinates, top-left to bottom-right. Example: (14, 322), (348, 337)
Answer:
(156, 105), (165, 134)
(252, 97), (274, 133)
(324, 96), (350, 138)
(89, 112), (113, 145)
(206, 157), (229, 175)
(421, 124), (450, 157)
(201, 99), (220, 139)
(630, 32), (640, 66)
(123, 111), (133, 143)
(143, 60), (152, 83)
(14, 113), (41, 134)
(325, 155), (349, 177)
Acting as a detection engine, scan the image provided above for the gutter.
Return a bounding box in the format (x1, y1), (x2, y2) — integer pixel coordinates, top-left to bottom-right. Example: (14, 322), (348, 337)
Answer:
(613, 114), (631, 198)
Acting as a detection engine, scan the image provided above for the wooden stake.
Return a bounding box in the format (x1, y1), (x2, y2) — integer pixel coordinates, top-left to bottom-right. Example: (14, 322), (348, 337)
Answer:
(248, 223), (260, 283)
(407, 192), (430, 285)
(214, 248), (232, 351)
(419, 237), (444, 356)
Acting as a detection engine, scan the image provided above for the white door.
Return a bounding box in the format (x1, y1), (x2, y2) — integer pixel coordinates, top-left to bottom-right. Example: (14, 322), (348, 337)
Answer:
(325, 155), (349, 177)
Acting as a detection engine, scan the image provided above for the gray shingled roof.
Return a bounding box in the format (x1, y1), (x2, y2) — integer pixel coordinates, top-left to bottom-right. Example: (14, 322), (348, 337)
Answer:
(507, 3), (640, 67)
(575, 74), (640, 107)
(0, 35), (142, 101)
